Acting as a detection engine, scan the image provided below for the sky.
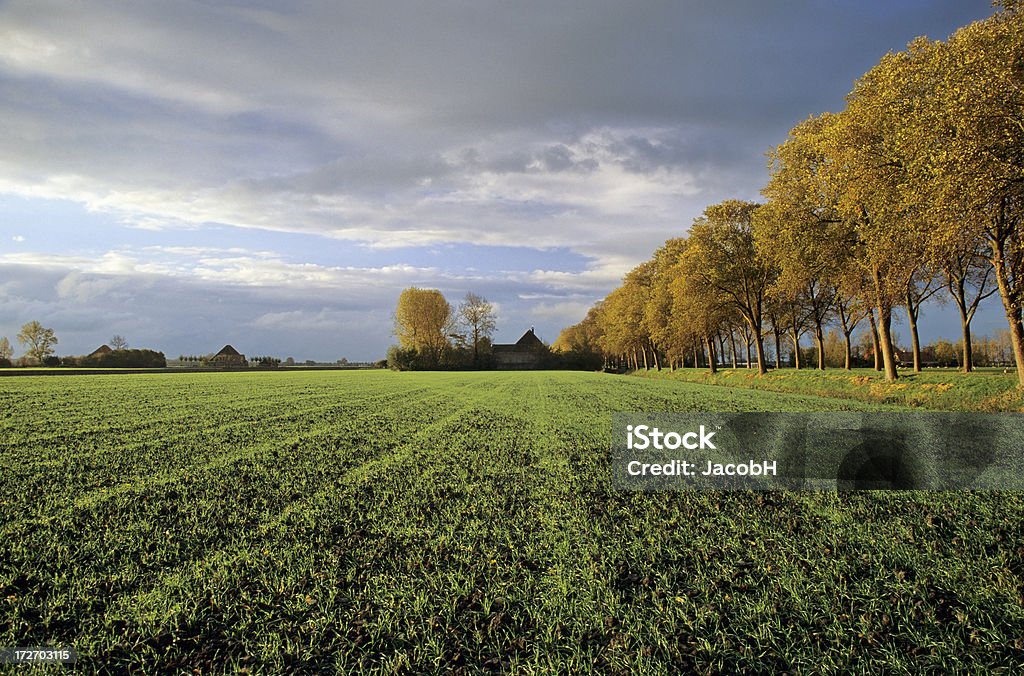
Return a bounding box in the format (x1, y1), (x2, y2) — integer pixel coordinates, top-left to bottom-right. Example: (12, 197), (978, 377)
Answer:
(0, 0), (1004, 362)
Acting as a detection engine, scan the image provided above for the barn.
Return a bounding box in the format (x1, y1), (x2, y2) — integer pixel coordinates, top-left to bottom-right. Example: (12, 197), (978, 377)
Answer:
(492, 328), (547, 370)
(209, 344), (248, 368)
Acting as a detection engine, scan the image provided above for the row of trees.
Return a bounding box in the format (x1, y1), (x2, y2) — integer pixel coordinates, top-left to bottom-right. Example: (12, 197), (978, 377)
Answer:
(556, 3), (1024, 385)
(389, 288), (499, 370)
(682, 324), (1019, 371)
(0, 323), (167, 368)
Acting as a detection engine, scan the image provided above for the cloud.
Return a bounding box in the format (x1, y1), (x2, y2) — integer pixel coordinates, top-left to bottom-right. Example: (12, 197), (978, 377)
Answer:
(11, 235), (25, 242)
(55, 270), (137, 304)
(529, 300), (598, 322)
(251, 308), (351, 332)
(0, 1), (996, 357)
(0, 1), (990, 257)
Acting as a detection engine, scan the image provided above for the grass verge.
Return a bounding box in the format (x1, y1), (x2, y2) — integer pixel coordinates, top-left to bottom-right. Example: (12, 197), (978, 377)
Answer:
(632, 366), (1024, 412)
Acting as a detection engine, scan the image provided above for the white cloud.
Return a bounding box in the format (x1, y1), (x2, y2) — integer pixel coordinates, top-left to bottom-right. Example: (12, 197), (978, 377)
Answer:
(529, 300), (597, 321)
(11, 235), (25, 242)
(251, 308), (351, 332)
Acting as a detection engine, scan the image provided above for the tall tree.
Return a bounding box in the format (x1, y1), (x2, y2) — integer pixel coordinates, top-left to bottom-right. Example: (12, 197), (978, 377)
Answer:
(764, 295), (786, 369)
(913, 7), (1024, 385)
(942, 241), (997, 372)
(394, 288), (455, 367)
(833, 269), (870, 370)
(17, 321), (58, 365)
(0, 336), (11, 361)
(110, 335), (128, 350)
(457, 292), (496, 365)
(757, 114), (856, 371)
(625, 262), (661, 370)
(553, 302), (606, 369)
(778, 290), (812, 370)
(682, 200), (776, 374)
(643, 238), (689, 370)
(822, 46), (935, 381)
(599, 280), (648, 370)
(670, 260), (730, 374)
(902, 269), (942, 373)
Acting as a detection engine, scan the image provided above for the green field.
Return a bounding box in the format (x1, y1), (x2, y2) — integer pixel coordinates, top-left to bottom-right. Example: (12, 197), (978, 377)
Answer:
(1, 371), (1022, 672)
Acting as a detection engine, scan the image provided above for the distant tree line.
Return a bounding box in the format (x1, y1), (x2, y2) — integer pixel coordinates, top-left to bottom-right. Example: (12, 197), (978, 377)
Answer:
(556, 4), (1024, 386)
(737, 326), (1017, 371)
(0, 323), (166, 368)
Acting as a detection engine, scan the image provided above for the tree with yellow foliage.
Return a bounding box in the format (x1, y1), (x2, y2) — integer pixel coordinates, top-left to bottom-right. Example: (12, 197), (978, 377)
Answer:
(393, 287), (455, 368)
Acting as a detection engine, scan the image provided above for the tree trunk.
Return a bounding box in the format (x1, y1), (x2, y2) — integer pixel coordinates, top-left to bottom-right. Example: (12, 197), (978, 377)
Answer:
(739, 324), (752, 369)
(814, 321), (826, 370)
(868, 265), (899, 381)
(905, 295), (922, 373)
(754, 330), (767, 375)
(961, 317), (974, 373)
(774, 328), (782, 369)
(869, 310), (882, 372)
(843, 330), (853, 371)
(947, 265), (995, 373)
(693, 339), (700, 369)
(704, 335), (717, 374)
(876, 306), (899, 381)
(729, 331), (738, 369)
(789, 327), (801, 370)
(651, 343), (661, 371)
(991, 239), (1024, 387)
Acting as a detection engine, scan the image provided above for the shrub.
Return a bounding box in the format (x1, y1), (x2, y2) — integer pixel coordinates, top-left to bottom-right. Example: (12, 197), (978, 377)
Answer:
(386, 345), (421, 371)
(79, 349), (167, 368)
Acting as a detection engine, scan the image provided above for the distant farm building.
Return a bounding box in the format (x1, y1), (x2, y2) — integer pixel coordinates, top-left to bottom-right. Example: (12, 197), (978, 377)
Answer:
(89, 345), (113, 357)
(493, 328), (546, 370)
(895, 348), (939, 368)
(209, 344), (248, 368)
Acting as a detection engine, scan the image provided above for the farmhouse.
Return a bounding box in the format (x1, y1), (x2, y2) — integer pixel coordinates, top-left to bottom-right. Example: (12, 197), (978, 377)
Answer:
(209, 344), (248, 368)
(89, 344), (113, 357)
(493, 328), (547, 370)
